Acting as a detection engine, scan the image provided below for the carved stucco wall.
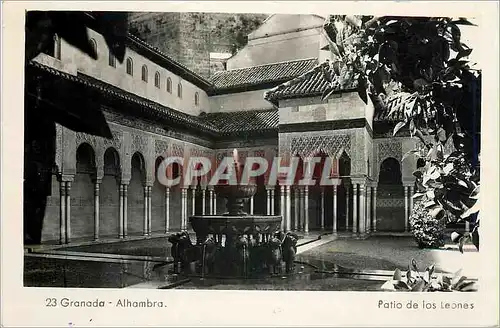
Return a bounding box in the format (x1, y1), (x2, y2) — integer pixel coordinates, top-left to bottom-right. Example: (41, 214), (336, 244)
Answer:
(373, 136), (420, 184)
(278, 128), (370, 176)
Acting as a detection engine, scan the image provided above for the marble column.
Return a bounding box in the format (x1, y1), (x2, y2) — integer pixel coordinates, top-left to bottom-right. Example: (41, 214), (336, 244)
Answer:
(208, 187), (214, 215)
(266, 188), (271, 215)
(359, 184), (366, 236)
(409, 185), (414, 213)
(271, 188), (275, 215)
(372, 186), (377, 232)
(404, 185), (409, 232)
(304, 186), (309, 233)
(181, 188), (187, 230)
(65, 181), (72, 243)
(285, 186), (291, 232)
(201, 187), (206, 215)
(94, 181), (100, 241)
(250, 196), (254, 215)
(59, 180), (67, 244)
(148, 186), (152, 235)
(118, 184), (124, 238)
(320, 187), (325, 230)
(143, 186), (148, 236)
(352, 184), (358, 234)
(294, 187), (300, 231)
(280, 186), (285, 230)
(345, 183), (350, 232)
(333, 184), (338, 234)
(191, 187), (196, 216)
(367, 186), (372, 233)
(165, 187), (170, 233)
(123, 184), (128, 238)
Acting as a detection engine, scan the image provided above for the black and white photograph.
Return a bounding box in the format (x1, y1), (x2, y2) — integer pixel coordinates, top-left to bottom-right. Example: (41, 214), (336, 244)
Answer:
(1, 1), (498, 327)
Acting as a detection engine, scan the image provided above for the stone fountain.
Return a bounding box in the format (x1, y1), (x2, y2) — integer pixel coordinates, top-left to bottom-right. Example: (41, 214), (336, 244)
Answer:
(168, 151), (299, 278)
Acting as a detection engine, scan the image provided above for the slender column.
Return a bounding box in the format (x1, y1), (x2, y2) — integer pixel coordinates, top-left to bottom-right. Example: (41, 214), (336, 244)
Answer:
(143, 186), (148, 236)
(201, 187), (206, 215)
(372, 186), (378, 232)
(266, 188), (271, 215)
(271, 189), (275, 215)
(359, 184), (366, 236)
(148, 186), (152, 235)
(404, 185), (409, 232)
(367, 186), (372, 233)
(345, 183), (350, 232)
(280, 186), (285, 230)
(94, 181), (100, 241)
(212, 189), (217, 215)
(181, 188), (187, 230)
(250, 196), (254, 215)
(285, 186), (291, 232)
(208, 187), (214, 215)
(123, 184), (128, 238)
(191, 187), (196, 216)
(320, 187), (325, 230)
(333, 184), (338, 234)
(294, 187), (300, 231)
(299, 187), (305, 231)
(165, 187), (170, 233)
(118, 184), (124, 238)
(304, 186), (309, 233)
(352, 184), (358, 234)
(409, 185), (414, 213)
(65, 181), (72, 243)
(59, 180), (67, 244)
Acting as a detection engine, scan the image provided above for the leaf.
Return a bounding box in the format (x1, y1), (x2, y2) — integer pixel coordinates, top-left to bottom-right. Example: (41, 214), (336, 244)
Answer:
(471, 229), (479, 250)
(443, 163), (454, 175)
(380, 280), (396, 291)
(451, 270), (465, 287)
(457, 48), (473, 60)
(451, 18), (477, 26)
(393, 121), (407, 136)
(394, 280), (410, 290)
(393, 268), (402, 281)
(411, 259), (419, 272)
(451, 231), (462, 243)
(426, 190), (435, 199)
(429, 206), (443, 218)
(412, 192), (425, 199)
(424, 200), (436, 208)
(402, 149), (419, 162)
(357, 76), (368, 104)
(460, 200), (480, 219)
(426, 264), (435, 278)
(456, 281), (477, 291)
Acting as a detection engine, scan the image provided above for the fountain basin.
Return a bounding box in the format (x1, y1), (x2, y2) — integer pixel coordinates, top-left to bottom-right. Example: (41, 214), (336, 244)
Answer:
(189, 215), (282, 238)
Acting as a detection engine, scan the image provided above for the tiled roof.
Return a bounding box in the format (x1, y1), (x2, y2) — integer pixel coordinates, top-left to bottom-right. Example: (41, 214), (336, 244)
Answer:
(373, 93), (436, 122)
(200, 109), (279, 134)
(264, 61), (358, 103)
(209, 58), (318, 90)
(29, 60), (219, 134)
(28, 61), (277, 135)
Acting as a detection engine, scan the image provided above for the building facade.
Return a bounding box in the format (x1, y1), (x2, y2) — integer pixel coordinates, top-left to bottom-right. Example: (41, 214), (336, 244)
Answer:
(27, 13), (468, 245)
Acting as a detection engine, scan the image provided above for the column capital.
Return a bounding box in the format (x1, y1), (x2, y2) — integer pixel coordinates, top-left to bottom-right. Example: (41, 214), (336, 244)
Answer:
(351, 177), (367, 185)
(120, 179), (130, 186)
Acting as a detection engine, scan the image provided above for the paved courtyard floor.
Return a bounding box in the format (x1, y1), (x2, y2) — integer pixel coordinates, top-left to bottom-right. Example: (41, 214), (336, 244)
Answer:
(24, 233), (479, 290)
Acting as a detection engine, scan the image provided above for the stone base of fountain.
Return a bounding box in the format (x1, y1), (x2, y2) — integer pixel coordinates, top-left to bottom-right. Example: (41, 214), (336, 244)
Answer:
(168, 184), (299, 278)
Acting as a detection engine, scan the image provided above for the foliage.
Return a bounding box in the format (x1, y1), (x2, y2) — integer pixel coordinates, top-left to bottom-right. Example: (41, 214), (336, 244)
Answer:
(321, 15), (480, 249)
(409, 195), (446, 249)
(381, 259), (477, 292)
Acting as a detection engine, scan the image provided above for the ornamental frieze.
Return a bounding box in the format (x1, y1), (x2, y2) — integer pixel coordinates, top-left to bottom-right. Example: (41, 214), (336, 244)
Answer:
(377, 141), (402, 163)
(155, 139), (169, 157)
(288, 134), (351, 159)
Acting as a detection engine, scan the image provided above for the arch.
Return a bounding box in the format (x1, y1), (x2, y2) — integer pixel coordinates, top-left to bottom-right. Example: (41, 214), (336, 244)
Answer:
(378, 157), (402, 185)
(126, 57), (133, 75)
(177, 82), (183, 98)
(194, 92), (199, 106)
(101, 147), (121, 237)
(166, 77), (172, 93)
(151, 156), (166, 233)
(72, 143), (97, 241)
(89, 38), (97, 56)
(154, 71), (161, 88)
(377, 157), (405, 232)
(141, 65), (148, 82)
(76, 143), (96, 174)
(128, 152), (147, 235)
(108, 49), (116, 68)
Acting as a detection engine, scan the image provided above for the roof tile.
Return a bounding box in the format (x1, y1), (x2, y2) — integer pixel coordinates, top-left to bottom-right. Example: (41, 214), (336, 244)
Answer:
(210, 58), (318, 90)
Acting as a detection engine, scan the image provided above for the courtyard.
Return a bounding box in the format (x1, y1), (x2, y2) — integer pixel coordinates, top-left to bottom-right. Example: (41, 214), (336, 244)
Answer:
(24, 233), (478, 291)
